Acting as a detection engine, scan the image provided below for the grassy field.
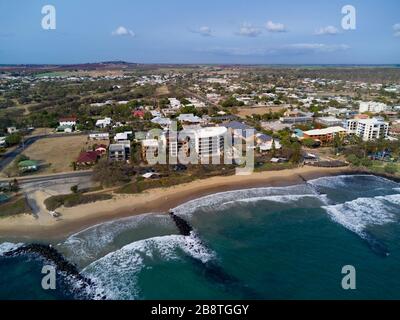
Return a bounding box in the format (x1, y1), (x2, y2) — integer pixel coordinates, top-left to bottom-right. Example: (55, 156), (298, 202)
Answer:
(0, 196), (32, 218)
(156, 85), (170, 96)
(18, 135), (90, 174)
(237, 106), (286, 118)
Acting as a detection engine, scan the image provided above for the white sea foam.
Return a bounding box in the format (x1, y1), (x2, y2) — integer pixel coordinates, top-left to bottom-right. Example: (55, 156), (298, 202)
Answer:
(322, 194), (400, 237)
(173, 184), (317, 217)
(0, 242), (24, 256)
(310, 174), (398, 190)
(59, 213), (173, 266)
(221, 194), (328, 207)
(82, 234), (215, 300)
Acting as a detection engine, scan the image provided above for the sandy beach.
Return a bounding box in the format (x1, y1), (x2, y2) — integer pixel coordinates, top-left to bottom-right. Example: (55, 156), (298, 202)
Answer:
(0, 166), (352, 242)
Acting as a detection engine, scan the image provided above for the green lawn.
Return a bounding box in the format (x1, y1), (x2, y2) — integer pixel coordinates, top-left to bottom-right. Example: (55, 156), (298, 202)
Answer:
(0, 197), (32, 218)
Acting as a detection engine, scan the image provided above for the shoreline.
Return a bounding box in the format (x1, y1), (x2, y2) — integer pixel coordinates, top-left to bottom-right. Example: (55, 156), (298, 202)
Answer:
(0, 166), (359, 242)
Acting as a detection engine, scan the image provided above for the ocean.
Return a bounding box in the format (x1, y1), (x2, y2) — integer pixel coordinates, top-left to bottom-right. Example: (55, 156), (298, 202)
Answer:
(1, 174), (400, 300)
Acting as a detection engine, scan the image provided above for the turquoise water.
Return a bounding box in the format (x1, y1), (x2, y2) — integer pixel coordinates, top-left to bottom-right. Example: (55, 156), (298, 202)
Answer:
(1, 174), (400, 300)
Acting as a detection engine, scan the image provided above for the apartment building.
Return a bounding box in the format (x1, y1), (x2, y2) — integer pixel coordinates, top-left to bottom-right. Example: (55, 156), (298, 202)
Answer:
(109, 140), (131, 162)
(359, 101), (390, 114)
(303, 127), (347, 145)
(345, 118), (389, 141)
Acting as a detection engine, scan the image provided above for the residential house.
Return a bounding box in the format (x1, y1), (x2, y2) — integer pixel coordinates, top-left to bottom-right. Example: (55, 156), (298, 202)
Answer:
(280, 110), (313, 124)
(151, 117), (172, 129)
(89, 133), (110, 140)
(59, 117), (77, 127)
(255, 133), (282, 153)
(7, 127), (18, 134)
(222, 121), (256, 142)
(114, 131), (133, 142)
(177, 114), (202, 128)
(132, 109), (146, 119)
(18, 160), (38, 173)
(96, 117), (112, 128)
(76, 151), (99, 167)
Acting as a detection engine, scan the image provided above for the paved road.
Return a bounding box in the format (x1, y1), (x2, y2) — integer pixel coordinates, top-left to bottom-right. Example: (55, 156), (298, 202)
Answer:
(0, 170), (93, 185)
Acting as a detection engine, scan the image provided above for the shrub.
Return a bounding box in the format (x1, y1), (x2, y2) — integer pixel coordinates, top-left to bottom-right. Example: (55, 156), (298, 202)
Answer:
(44, 193), (113, 211)
(384, 163), (398, 175)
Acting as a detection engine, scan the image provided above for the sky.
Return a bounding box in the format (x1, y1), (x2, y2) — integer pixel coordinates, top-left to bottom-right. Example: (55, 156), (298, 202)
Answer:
(0, 0), (399, 64)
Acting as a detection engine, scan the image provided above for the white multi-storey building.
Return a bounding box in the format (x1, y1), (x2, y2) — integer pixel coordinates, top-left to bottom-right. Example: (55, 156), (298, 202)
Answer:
(359, 101), (389, 114)
(345, 118), (389, 141)
(142, 127), (228, 162)
(182, 127), (227, 157)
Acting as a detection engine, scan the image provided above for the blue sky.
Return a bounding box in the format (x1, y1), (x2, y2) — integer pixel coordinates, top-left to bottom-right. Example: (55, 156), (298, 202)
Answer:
(0, 0), (399, 64)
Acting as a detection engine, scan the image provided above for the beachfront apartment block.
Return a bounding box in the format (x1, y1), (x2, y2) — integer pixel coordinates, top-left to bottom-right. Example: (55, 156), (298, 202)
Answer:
(303, 126), (347, 145)
(345, 118), (389, 141)
(141, 127), (228, 163)
(359, 101), (390, 114)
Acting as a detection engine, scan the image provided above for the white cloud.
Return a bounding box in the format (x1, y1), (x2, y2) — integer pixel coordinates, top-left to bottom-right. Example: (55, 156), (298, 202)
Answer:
(236, 23), (262, 37)
(112, 26), (135, 37)
(191, 26), (213, 37)
(265, 21), (287, 33)
(393, 24), (400, 37)
(315, 26), (340, 35)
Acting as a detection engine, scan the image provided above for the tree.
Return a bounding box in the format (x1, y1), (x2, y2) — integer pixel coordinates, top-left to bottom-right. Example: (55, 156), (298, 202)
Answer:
(302, 138), (318, 148)
(92, 159), (131, 187)
(6, 133), (22, 146)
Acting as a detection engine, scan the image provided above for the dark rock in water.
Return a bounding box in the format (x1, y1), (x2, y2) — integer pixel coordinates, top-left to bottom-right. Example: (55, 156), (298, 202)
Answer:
(168, 210), (261, 298)
(364, 232), (390, 258)
(169, 211), (193, 236)
(3, 243), (97, 298)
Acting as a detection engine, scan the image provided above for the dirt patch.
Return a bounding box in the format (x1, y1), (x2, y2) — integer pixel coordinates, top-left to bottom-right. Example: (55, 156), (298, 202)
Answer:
(21, 135), (90, 174)
(237, 106), (286, 118)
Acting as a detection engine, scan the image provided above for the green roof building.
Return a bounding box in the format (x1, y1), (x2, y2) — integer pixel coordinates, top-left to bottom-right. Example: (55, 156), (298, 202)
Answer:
(18, 160), (38, 172)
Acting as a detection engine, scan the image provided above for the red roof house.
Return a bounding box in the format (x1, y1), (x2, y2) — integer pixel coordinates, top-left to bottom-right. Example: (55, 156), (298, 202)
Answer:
(76, 151), (99, 165)
(94, 144), (108, 155)
(132, 110), (145, 119)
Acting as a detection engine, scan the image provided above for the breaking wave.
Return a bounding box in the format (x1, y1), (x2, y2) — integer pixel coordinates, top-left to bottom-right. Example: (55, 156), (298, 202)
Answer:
(309, 174), (399, 191)
(82, 233), (215, 300)
(0, 243), (24, 256)
(58, 213), (175, 267)
(173, 184), (323, 217)
(322, 193), (400, 237)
